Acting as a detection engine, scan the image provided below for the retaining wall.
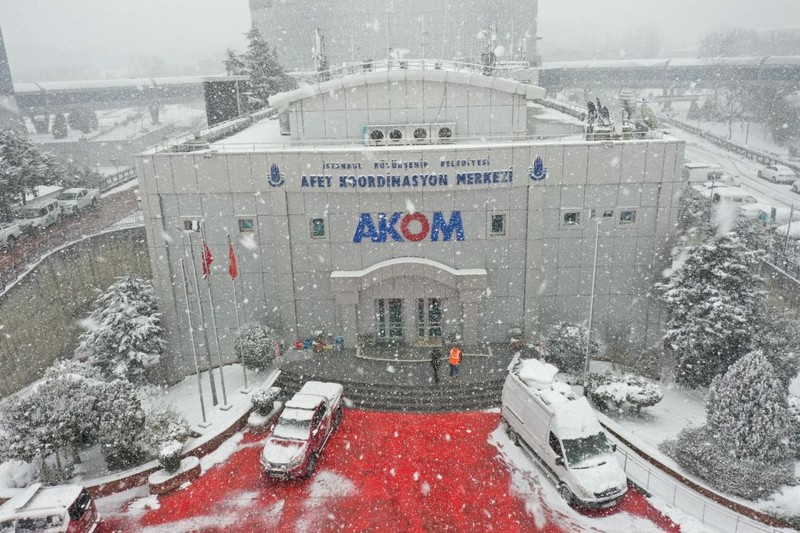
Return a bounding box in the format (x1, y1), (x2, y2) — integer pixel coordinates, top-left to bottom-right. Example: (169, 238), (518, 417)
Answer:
(0, 228), (150, 396)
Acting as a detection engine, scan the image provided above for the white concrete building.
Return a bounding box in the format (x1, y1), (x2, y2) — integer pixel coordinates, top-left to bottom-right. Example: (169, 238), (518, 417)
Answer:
(137, 62), (684, 378)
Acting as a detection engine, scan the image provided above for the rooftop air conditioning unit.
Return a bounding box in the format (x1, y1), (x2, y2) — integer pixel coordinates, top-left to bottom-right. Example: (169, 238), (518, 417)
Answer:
(386, 126), (405, 144)
(432, 123), (456, 144)
(364, 125), (388, 146)
(408, 124), (431, 145)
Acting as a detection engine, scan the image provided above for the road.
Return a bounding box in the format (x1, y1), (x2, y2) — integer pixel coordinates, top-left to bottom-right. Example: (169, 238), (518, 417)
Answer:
(96, 411), (678, 533)
(671, 125), (800, 210)
(0, 189), (138, 279)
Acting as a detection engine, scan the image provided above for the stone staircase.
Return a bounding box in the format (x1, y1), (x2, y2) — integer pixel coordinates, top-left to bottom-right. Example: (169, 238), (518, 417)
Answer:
(275, 369), (504, 412)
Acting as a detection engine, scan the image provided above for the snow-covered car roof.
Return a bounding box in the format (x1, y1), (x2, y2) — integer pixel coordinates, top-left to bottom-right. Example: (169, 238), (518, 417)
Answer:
(297, 381), (344, 403)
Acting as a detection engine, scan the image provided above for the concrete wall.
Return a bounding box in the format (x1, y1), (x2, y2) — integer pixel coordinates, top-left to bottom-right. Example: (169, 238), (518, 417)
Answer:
(0, 228), (151, 396)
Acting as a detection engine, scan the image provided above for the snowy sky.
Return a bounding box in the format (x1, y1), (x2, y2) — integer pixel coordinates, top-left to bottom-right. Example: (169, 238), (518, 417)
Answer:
(1, 0), (800, 81)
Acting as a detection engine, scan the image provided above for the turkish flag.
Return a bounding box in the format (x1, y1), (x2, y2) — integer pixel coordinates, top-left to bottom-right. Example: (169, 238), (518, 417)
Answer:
(201, 241), (213, 279)
(228, 241), (238, 280)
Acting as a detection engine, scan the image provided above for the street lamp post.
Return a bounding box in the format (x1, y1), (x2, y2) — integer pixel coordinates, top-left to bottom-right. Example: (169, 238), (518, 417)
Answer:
(584, 219), (602, 375)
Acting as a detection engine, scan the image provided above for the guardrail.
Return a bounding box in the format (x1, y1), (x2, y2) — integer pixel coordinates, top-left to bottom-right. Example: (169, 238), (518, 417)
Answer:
(600, 420), (791, 533)
(661, 116), (800, 174)
(290, 58), (532, 85)
(97, 167), (137, 192)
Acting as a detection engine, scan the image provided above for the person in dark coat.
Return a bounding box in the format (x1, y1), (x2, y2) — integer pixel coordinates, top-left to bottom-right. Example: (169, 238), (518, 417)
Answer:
(430, 348), (442, 384)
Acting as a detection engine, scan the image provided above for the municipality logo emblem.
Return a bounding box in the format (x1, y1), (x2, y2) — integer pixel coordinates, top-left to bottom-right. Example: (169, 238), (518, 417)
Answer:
(530, 156), (547, 181)
(268, 163), (285, 187)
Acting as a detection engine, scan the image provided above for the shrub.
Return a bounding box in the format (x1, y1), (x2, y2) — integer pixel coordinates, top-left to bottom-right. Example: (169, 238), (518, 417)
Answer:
(234, 325), (278, 370)
(141, 406), (191, 452)
(585, 372), (663, 413)
(661, 426), (795, 500)
(158, 440), (183, 473)
(545, 323), (599, 375)
(790, 396), (800, 459)
(251, 387), (281, 415)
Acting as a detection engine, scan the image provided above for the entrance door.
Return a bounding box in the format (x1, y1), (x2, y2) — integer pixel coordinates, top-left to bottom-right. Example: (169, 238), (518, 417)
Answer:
(376, 298), (404, 340)
(417, 298), (443, 342)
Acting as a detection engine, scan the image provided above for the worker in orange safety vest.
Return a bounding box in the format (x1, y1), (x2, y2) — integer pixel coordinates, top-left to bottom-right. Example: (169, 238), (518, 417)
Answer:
(448, 345), (463, 380)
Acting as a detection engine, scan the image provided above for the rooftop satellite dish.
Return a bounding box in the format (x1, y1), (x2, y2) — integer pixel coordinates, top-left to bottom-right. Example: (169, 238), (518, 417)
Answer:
(641, 102), (659, 130)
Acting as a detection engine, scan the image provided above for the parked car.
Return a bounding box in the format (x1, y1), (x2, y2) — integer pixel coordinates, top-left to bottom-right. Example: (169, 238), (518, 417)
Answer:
(13, 198), (62, 234)
(758, 164), (798, 184)
(791, 181), (800, 194)
(260, 381), (344, 479)
(0, 222), (22, 250)
(57, 187), (100, 215)
(501, 356), (628, 509)
(0, 483), (100, 533)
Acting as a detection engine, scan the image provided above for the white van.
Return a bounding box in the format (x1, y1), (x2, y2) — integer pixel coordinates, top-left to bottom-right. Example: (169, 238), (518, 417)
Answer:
(682, 162), (724, 183)
(501, 356), (628, 508)
(12, 198), (62, 233)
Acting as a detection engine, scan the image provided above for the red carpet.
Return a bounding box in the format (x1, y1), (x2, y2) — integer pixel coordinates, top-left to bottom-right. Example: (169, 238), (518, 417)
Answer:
(99, 410), (678, 532)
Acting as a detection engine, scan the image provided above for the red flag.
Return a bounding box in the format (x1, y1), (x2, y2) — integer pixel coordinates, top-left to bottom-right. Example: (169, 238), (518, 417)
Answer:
(201, 241), (213, 279)
(228, 241), (238, 280)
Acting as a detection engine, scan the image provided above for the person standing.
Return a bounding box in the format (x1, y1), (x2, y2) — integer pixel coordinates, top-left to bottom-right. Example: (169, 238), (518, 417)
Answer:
(448, 344), (463, 380)
(430, 347), (442, 384)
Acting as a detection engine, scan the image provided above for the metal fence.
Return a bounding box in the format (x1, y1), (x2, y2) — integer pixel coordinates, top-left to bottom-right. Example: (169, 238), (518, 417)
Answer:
(602, 427), (789, 533)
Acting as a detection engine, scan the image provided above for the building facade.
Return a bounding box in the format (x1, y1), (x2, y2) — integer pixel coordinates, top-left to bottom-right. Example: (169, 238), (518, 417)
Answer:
(249, 0), (538, 69)
(137, 66), (684, 378)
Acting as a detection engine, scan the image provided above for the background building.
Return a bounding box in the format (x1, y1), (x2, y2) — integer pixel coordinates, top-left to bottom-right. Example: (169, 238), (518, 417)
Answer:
(249, 0), (539, 69)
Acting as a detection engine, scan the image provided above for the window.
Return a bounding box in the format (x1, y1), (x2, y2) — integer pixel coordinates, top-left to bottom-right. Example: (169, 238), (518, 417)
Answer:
(182, 219), (202, 232)
(619, 209), (637, 225)
(310, 218), (326, 238)
(549, 432), (563, 457)
(603, 210), (614, 218)
(562, 211), (580, 227)
(490, 214), (506, 236)
(238, 218), (255, 232)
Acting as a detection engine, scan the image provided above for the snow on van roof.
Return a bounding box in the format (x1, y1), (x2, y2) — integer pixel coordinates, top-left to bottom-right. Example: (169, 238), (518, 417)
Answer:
(550, 397), (603, 440)
(518, 358), (559, 386)
(285, 393), (325, 411)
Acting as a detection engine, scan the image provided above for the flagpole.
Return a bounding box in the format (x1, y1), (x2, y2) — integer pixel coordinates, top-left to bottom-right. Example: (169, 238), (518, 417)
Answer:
(201, 225), (229, 408)
(228, 233), (249, 393)
(188, 233), (219, 406)
(180, 258), (209, 427)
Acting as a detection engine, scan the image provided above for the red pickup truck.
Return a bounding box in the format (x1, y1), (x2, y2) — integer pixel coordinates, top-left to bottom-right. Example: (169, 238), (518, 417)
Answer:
(260, 381), (344, 479)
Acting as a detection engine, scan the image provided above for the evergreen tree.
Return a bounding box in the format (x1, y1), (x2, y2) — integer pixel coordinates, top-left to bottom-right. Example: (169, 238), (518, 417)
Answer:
(224, 48), (247, 76)
(223, 29), (295, 108)
(76, 276), (165, 383)
(657, 233), (762, 387)
(750, 307), (800, 391)
(544, 322), (599, 375)
(95, 380), (146, 469)
(0, 129), (62, 220)
(707, 351), (796, 463)
(52, 112), (68, 139)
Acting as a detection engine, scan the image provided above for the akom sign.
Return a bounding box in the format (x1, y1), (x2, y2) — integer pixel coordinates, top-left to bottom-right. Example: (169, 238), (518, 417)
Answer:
(353, 212), (465, 243)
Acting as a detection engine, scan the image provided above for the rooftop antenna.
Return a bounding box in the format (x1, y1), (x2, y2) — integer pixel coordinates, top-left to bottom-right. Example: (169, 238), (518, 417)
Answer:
(313, 28), (329, 81)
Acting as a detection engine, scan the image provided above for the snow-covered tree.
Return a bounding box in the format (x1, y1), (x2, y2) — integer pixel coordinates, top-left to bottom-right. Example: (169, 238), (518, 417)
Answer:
(790, 396), (800, 459)
(707, 351), (796, 463)
(656, 233), (762, 387)
(676, 185), (712, 234)
(544, 322), (599, 375)
(0, 129), (62, 220)
(52, 112), (68, 139)
(750, 307), (800, 391)
(223, 28), (295, 108)
(95, 380), (146, 469)
(234, 324), (278, 371)
(662, 351), (796, 499)
(585, 372), (663, 413)
(140, 405), (191, 452)
(76, 276), (165, 383)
